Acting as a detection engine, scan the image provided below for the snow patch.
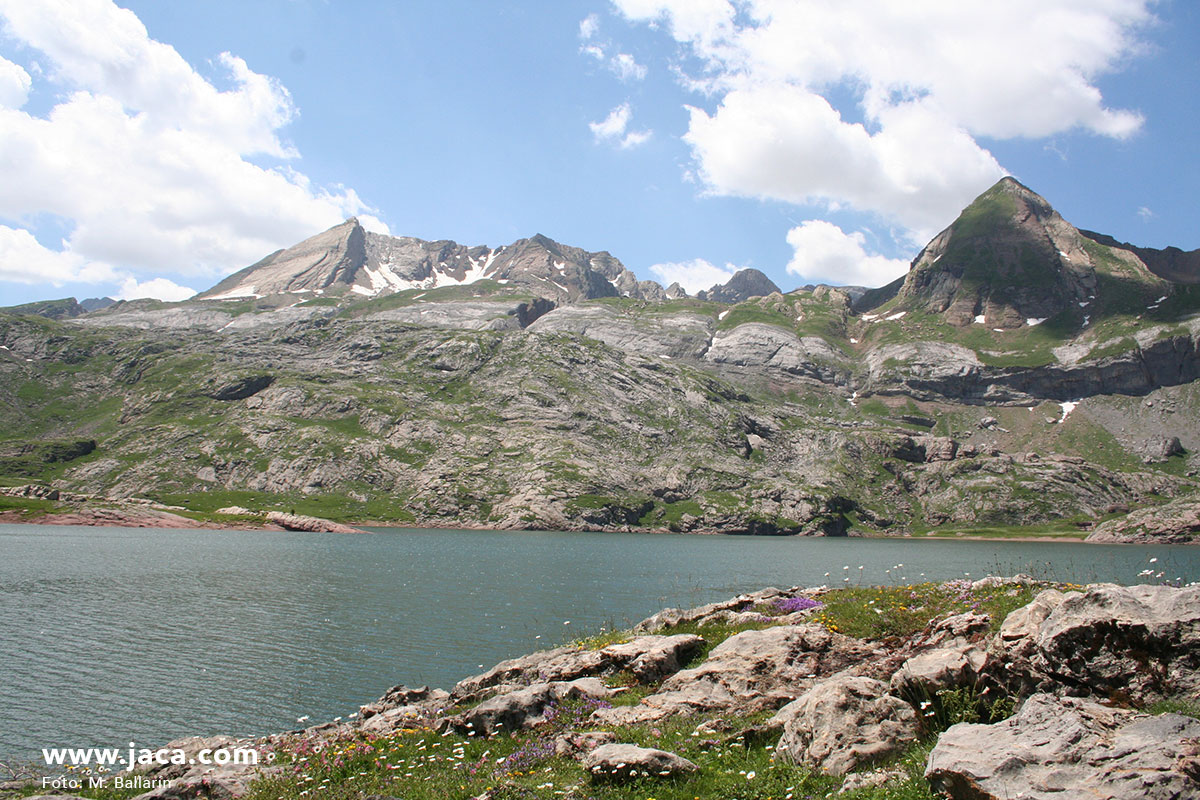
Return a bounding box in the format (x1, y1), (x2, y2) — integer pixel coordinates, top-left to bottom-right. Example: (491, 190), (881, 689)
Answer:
(350, 285), (373, 296)
(718, 310), (730, 320)
(974, 314), (986, 324)
(1060, 400), (1080, 420)
(1078, 301), (1089, 307)
(849, 337), (858, 344)
(849, 390), (858, 406)
(884, 311), (906, 321)
(993, 328), (1005, 332)
(208, 285), (261, 300)
(1026, 317), (1046, 326)
(1083, 315), (1091, 326)
(861, 313), (879, 321)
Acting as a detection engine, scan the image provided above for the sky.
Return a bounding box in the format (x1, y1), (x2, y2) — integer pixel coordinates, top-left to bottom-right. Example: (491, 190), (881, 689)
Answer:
(0, 0), (1196, 305)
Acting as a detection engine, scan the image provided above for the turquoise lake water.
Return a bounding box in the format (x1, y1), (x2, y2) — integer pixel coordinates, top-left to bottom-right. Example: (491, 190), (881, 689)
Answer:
(2, 523), (1197, 761)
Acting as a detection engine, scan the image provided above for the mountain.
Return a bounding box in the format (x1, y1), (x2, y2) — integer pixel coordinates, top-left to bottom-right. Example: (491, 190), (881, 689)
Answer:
(198, 219), (664, 304)
(696, 269), (782, 303)
(2, 178), (1199, 540)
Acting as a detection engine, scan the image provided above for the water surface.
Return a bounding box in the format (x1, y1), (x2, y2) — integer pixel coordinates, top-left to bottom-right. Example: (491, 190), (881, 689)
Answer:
(2, 524), (1195, 761)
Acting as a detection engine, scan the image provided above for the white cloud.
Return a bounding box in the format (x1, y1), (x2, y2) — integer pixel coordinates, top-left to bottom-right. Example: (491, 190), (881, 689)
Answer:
(649, 258), (737, 293)
(577, 17), (647, 82)
(611, 52), (647, 82)
(0, 0), (384, 295)
(579, 13), (600, 40)
(613, 0), (1153, 237)
(116, 276), (196, 302)
(589, 102), (652, 148)
(1137, 206), (1154, 221)
(786, 220), (910, 288)
(0, 225), (117, 285)
(0, 55), (31, 108)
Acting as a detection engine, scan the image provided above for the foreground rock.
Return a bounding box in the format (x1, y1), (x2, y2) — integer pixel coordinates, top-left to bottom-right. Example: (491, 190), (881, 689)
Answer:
(453, 634), (704, 699)
(996, 583), (1200, 703)
(926, 694), (1200, 800)
(127, 735), (281, 800)
(774, 675), (919, 776)
(594, 624), (877, 725)
(582, 743), (698, 782)
(444, 678), (613, 736)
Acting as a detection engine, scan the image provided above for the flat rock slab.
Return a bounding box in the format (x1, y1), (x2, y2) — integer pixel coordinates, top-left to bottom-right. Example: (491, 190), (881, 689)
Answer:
(446, 678), (612, 737)
(582, 743), (698, 782)
(926, 693), (1200, 800)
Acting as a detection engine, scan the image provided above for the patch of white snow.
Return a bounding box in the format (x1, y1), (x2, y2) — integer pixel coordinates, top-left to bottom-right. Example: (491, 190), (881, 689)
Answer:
(974, 314), (986, 324)
(1026, 317), (1047, 326)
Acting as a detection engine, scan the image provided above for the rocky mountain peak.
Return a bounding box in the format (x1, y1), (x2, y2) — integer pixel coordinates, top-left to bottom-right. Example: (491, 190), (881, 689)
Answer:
(896, 177), (1108, 327)
(696, 268), (782, 304)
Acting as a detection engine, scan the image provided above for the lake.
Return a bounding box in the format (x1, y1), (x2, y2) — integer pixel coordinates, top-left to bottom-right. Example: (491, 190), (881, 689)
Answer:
(2, 523), (1196, 762)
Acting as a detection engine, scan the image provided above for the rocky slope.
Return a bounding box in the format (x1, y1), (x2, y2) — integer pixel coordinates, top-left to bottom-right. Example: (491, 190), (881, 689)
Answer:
(14, 579), (1196, 800)
(1, 178), (1199, 537)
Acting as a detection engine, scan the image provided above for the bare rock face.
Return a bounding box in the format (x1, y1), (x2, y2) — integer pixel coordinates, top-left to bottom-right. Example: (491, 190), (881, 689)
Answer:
(704, 323), (848, 383)
(592, 624), (876, 725)
(890, 644), (988, 700)
(925, 694), (1200, 800)
(1087, 497), (1200, 544)
(774, 675), (919, 776)
(444, 678), (612, 737)
(994, 584), (1200, 703)
(357, 685), (451, 733)
(632, 587), (794, 633)
(452, 634), (704, 698)
(582, 743), (699, 782)
(528, 304), (715, 358)
(263, 511), (363, 534)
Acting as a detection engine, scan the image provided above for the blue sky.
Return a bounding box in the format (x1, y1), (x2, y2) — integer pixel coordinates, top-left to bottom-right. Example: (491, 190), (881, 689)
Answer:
(0, 0), (1196, 305)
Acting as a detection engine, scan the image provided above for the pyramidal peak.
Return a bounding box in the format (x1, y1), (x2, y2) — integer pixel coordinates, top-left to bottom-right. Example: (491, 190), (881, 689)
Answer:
(895, 177), (1132, 328)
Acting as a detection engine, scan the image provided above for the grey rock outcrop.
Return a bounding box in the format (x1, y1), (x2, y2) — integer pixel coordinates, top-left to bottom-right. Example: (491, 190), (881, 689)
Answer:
(995, 584), (1200, 703)
(592, 624), (876, 725)
(704, 323), (848, 383)
(774, 675), (919, 776)
(528, 304), (714, 358)
(1087, 497), (1200, 543)
(582, 743), (698, 782)
(444, 678), (612, 736)
(264, 512), (364, 534)
(926, 694), (1200, 800)
(452, 634), (704, 698)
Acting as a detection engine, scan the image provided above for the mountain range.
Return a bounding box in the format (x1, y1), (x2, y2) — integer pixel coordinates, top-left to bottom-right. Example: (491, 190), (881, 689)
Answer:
(2, 177), (1198, 541)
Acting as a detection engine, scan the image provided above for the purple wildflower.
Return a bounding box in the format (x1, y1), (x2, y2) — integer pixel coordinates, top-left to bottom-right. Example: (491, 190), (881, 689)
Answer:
(775, 596), (823, 613)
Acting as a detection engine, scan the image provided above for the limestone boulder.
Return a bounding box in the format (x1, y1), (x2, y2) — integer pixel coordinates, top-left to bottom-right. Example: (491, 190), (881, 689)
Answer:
(774, 675), (919, 776)
(925, 694), (1200, 800)
(593, 624), (876, 725)
(582, 744), (698, 782)
(452, 634), (704, 698)
(445, 678), (612, 737)
(994, 584), (1200, 703)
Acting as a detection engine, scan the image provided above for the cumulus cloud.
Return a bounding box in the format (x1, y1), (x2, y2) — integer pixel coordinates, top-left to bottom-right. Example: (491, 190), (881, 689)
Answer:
(0, 0), (384, 296)
(613, 0), (1153, 238)
(0, 55), (31, 107)
(649, 258), (737, 293)
(589, 102), (652, 148)
(0, 225), (115, 285)
(786, 220), (910, 287)
(116, 276), (197, 302)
